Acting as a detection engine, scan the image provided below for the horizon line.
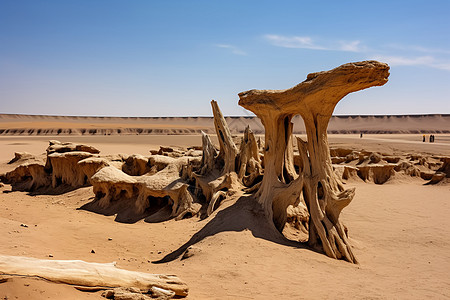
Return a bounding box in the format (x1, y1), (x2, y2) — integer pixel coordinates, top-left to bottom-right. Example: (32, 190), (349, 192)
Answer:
(1, 113), (450, 118)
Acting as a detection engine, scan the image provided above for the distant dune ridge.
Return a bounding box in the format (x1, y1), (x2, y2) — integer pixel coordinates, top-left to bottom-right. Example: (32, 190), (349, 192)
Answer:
(0, 113), (449, 135)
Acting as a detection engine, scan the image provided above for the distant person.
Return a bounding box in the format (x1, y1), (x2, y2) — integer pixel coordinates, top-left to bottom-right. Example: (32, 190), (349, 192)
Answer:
(423, 134), (426, 142)
(360, 133), (363, 138)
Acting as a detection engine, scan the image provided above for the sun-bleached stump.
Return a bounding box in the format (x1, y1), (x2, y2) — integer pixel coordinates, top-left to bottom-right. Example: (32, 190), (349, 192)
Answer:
(1, 161), (50, 191)
(239, 61), (390, 263)
(77, 157), (110, 184)
(198, 131), (217, 176)
(192, 131), (235, 216)
(45, 140), (100, 172)
(189, 101), (251, 217)
(237, 125), (263, 187)
(91, 156), (202, 220)
(122, 154), (151, 176)
(46, 140), (100, 155)
(211, 100), (238, 174)
(48, 152), (97, 188)
(90, 166), (137, 208)
(135, 156), (201, 220)
(0, 255), (188, 297)
(1, 141), (104, 192)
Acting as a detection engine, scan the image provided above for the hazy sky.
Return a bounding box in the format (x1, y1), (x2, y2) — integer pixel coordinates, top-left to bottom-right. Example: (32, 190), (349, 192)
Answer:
(1, 1), (449, 116)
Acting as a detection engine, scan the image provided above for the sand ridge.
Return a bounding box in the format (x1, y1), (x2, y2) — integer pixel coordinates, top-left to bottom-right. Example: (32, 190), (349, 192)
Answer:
(1, 113), (450, 136)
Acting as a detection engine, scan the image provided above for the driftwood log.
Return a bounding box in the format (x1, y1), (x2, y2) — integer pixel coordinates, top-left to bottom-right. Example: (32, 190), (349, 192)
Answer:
(0, 255), (188, 297)
(239, 61), (390, 263)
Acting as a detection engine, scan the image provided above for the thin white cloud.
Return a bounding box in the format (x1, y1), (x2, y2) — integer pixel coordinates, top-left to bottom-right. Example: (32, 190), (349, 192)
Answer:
(370, 55), (450, 71)
(385, 43), (450, 55)
(215, 44), (247, 56)
(371, 55), (434, 66)
(432, 62), (450, 71)
(264, 34), (365, 52)
(263, 34), (325, 50)
(338, 40), (366, 52)
(262, 34), (450, 71)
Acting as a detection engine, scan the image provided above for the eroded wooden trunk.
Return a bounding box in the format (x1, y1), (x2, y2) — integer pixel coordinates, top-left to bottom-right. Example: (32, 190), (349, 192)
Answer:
(238, 61), (390, 262)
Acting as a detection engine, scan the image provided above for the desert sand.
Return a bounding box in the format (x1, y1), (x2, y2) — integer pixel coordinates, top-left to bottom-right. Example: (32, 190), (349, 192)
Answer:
(0, 134), (449, 299)
(1, 62), (449, 299)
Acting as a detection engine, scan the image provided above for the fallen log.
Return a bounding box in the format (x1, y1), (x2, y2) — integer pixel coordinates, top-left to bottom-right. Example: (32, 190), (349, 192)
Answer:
(0, 255), (188, 297)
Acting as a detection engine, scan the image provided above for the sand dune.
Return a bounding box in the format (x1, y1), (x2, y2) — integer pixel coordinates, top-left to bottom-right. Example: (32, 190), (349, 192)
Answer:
(1, 114), (449, 136)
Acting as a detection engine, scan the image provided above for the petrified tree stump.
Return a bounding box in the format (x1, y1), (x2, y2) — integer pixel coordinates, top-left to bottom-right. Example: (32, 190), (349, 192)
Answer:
(211, 100), (238, 174)
(239, 61), (390, 263)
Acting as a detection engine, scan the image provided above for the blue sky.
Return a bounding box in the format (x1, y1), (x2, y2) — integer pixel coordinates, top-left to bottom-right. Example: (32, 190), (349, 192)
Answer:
(1, 0), (449, 116)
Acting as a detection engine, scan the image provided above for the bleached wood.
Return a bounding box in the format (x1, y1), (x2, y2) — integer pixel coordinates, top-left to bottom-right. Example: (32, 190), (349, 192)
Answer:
(0, 255), (188, 297)
(238, 61), (390, 263)
(211, 100), (238, 174)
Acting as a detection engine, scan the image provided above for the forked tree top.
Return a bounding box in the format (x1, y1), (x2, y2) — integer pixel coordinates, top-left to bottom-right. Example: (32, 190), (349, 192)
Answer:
(238, 61), (390, 118)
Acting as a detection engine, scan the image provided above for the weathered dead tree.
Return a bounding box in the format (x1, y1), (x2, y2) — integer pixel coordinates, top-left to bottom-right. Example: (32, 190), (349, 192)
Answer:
(0, 161), (50, 191)
(190, 102), (239, 216)
(239, 61), (390, 263)
(211, 100), (238, 174)
(90, 156), (202, 220)
(237, 125), (263, 187)
(135, 156), (202, 220)
(190, 101), (263, 216)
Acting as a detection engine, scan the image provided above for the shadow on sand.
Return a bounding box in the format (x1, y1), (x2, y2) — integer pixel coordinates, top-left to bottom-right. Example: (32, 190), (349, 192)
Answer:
(3, 183), (82, 196)
(78, 197), (162, 224)
(152, 194), (310, 264)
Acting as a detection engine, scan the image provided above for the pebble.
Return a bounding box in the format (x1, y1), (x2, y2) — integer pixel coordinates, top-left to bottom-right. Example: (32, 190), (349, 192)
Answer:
(108, 237), (112, 241)
(20, 224), (28, 228)
(48, 254), (53, 257)
(101, 290), (114, 298)
(91, 249), (95, 254)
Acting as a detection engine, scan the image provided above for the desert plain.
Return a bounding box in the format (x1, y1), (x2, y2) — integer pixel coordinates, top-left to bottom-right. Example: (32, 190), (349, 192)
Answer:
(0, 112), (449, 299)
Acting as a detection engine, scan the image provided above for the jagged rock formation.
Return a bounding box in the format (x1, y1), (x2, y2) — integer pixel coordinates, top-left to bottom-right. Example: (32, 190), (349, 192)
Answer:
(7, 152), (39, 164)
(1, 152), (48, 191)
(91, 166), (138, 208)
(437, 157), (450, 177)
(122, 154), (151, 176)
(85, 101), (263, 222)
(1, 160), (50, 191)
(1, 142), (100, 191)
(48, 151), (97, 188)
(81, 154), (205, 222)
(329, 148), (448, 184)
(46, 140), (100, 155)
(78, 157), (111, 183)
(0, 101), (264, 225)
(238, 61), (390, 263)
